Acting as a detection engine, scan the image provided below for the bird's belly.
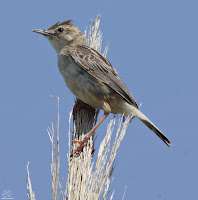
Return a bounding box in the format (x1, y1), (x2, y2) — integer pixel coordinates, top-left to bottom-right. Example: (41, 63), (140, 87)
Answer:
(59, 62), (110, 109)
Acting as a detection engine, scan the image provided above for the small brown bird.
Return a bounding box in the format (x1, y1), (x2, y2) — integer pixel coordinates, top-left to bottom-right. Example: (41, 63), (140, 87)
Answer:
(32, 20), (171, 150)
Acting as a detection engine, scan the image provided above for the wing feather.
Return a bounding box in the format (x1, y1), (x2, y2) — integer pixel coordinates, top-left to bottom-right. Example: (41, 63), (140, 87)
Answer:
(68, 45), (138, 108)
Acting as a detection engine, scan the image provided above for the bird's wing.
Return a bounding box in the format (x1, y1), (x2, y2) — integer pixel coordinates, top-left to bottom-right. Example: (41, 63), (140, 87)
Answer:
(68, 45), (138, 108)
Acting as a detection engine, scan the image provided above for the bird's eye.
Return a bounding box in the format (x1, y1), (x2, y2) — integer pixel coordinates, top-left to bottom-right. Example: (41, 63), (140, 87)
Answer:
(58, 27), (64, 32)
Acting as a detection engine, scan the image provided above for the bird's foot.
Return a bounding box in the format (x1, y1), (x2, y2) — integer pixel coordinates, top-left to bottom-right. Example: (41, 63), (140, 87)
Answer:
(70, 136), (95, 157)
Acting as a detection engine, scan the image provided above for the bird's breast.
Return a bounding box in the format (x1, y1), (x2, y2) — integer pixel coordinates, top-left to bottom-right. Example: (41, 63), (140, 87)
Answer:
(58, 55), (110, 109)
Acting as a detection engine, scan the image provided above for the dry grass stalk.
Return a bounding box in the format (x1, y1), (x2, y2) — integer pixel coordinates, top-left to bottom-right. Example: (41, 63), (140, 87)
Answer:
(46, 96), (61, 200)
(66, 112), (132, 200)
(27, 162), (36, 200)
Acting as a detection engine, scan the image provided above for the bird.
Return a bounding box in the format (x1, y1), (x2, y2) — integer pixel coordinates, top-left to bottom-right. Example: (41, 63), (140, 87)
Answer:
(32, 20), (171, 152)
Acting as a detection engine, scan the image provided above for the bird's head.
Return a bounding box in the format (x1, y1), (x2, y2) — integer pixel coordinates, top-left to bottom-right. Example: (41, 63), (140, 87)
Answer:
(32, 20), (86, 53)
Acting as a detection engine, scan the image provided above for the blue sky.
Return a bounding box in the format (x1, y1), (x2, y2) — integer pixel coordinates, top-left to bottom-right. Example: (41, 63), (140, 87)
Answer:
(0, 0), (198, 199)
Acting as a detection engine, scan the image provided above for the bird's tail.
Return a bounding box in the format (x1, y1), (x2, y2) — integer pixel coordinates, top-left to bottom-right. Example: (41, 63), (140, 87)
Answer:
(125, 103), (171, 147)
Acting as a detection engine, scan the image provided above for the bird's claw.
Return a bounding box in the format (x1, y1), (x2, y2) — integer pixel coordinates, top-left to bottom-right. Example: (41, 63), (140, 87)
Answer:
(70, 137), (95, 158)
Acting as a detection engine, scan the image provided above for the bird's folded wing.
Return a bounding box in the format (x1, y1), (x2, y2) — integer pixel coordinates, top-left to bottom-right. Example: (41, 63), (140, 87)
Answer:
(68, 45), (138, 108)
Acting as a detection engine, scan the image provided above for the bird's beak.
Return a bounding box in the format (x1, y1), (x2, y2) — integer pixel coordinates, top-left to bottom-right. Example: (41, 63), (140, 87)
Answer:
(32, 29), (51, 36)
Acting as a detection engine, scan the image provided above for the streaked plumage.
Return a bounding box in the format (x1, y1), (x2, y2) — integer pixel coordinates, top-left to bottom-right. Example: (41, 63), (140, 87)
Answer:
(32, 20), (171, 147)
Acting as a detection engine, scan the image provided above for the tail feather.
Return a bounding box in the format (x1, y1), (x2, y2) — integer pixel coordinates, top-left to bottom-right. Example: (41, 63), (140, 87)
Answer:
(138, 113), (171, 147)
(125, 104), (171, 147)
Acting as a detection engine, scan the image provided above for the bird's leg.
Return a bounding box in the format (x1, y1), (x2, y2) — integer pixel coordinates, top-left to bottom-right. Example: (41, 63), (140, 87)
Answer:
(73, 99), (95, 120)
(70, 111), (110, 157)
